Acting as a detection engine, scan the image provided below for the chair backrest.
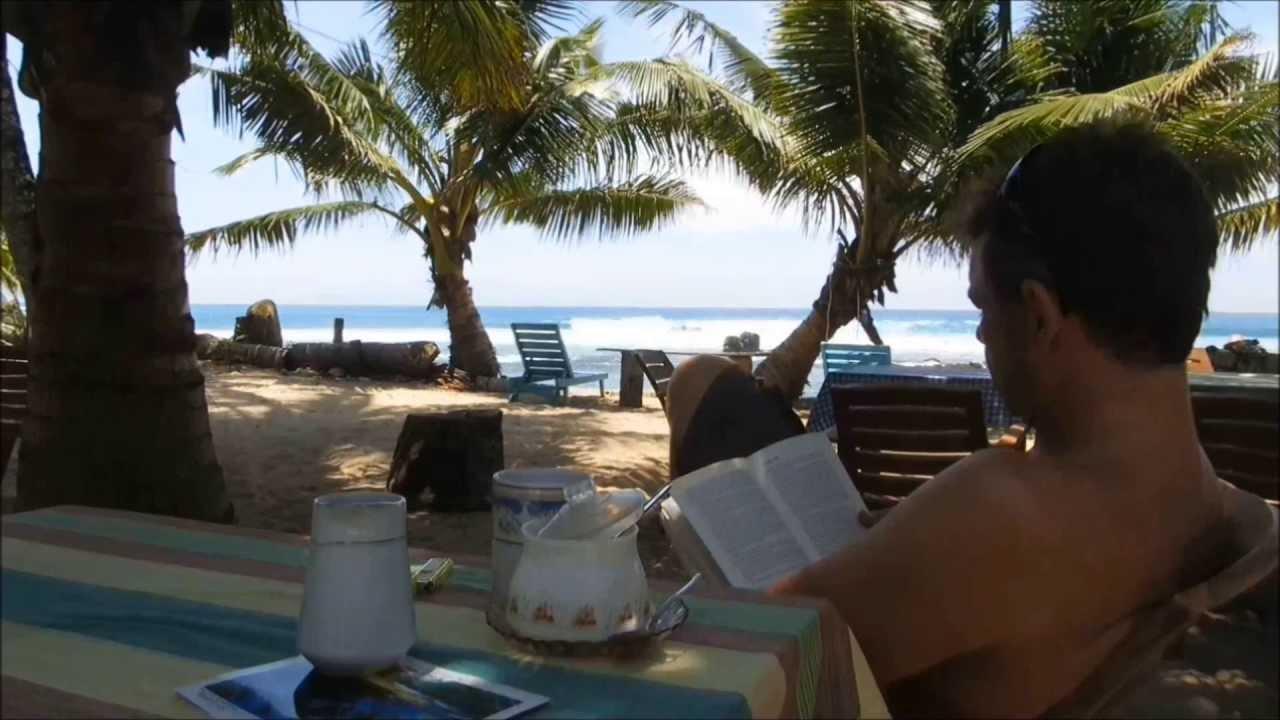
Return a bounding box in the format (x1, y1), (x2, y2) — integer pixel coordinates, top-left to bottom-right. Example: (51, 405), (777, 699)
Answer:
(511, 323), (575, 381)
(1046, 490), (1278, 718)
(822, 343), (891, 375)
(1186, 347), (1215, 374)
(832, 384), (988, 507)
(1191, 393), (1279, 501)
(634, 349), (675, 410)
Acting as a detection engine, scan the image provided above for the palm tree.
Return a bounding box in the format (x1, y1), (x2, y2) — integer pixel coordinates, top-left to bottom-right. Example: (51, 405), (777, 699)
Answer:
(625, 0), (1047, 400)
(629, 0), (1276, 400)
(187, 2), (769, 378)
(956, 1), (1279, 252)
(4, 1), (236, 521)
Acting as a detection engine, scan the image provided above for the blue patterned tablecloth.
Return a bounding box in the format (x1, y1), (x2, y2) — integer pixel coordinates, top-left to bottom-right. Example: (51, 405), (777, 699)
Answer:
(807, 366), (1016, 432)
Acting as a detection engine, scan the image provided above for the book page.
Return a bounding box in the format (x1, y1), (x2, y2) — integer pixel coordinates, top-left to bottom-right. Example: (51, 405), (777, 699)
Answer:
(670, 459), (810, 590)
(754, 432), (868, 561)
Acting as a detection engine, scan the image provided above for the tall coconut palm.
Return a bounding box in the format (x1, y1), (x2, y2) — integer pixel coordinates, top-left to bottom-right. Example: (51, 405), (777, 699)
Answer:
(4, 0), (236, 520)
(629, 0), (1275, 400)
(625, 0), (1048, 399)
(188, 2), (772, 378)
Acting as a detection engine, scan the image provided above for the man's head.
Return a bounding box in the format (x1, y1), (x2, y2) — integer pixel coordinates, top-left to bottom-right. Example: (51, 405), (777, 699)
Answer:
(964, 122), (1218, 421)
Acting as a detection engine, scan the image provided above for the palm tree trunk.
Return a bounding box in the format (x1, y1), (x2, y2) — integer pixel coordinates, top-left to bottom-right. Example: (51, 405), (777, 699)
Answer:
(1, 33), (39, 305)
(754, 252), (865, 400)
(754, 237), (894, 401)
(434, 270), (500, 378)
(17, 4), (233, 522)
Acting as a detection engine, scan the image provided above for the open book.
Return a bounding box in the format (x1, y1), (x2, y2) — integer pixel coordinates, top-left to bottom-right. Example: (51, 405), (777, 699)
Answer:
(660, 432), (868, 590)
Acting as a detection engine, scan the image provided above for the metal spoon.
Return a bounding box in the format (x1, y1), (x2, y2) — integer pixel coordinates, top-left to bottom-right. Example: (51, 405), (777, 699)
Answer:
(610, 572), (701, 643)
(612, 483), (672, 538)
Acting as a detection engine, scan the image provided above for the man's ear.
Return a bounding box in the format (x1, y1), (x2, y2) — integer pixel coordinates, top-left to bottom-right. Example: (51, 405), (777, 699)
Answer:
(1019, 279), (1063, 348)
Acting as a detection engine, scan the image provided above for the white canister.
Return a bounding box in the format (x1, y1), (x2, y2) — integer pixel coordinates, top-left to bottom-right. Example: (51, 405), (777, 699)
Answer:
(489, 469), (594, 619)
(298, 492), (416, 675)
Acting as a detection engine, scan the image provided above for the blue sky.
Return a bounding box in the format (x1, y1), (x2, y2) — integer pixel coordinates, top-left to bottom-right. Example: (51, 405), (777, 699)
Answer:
(9, 1), (1279, 311)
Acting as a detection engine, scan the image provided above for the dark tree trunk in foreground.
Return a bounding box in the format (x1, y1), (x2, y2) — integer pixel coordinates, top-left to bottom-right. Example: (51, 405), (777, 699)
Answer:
(15, 3), (234, 521)
(0, 32), (39, 305)
(435, 270), (501, 378)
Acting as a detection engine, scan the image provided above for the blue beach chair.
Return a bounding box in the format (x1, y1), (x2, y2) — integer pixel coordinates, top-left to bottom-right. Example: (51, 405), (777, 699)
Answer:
(509, 323), (607, 405)
(821, 343), (892, 376)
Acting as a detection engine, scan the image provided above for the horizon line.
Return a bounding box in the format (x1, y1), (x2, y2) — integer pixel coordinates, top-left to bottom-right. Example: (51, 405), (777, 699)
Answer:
(185, 302), (1280, 316)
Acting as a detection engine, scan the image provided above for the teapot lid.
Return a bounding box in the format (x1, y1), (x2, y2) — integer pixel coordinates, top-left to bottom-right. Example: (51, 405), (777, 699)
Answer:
(537, 488), (646, 540)
(493, 468), (595, 495)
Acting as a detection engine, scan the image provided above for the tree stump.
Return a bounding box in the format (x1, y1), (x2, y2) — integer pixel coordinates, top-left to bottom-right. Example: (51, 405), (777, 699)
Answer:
(386, 410), (503, 511)
(233, 299), (283, 347)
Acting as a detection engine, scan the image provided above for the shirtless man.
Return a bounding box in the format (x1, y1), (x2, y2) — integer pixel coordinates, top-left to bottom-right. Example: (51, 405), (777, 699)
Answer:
(667, 123), (1242, 716)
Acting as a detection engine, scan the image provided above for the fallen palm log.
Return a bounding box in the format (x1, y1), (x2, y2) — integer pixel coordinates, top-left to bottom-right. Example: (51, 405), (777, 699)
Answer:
(195, 334), (287, 369)
(284, 340), (441, 378)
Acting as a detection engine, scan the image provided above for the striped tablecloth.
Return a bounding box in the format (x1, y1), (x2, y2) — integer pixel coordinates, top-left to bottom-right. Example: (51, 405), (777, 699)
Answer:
(808, 367), (1016, 433)
(2, 506), (876, 719)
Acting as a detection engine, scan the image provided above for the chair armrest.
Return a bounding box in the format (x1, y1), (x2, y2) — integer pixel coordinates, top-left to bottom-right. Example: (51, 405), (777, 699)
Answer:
(991, 423), (1029, 451)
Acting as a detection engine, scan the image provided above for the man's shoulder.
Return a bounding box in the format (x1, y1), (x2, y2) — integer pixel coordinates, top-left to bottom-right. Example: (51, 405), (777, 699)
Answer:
(897, 446), (1046, 533)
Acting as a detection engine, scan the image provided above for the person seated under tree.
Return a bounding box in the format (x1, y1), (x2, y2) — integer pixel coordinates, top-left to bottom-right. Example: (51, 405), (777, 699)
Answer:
(664, 122), (1269, 716)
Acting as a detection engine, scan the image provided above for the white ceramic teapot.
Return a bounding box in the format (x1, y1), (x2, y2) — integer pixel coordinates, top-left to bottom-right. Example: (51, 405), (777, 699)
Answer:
(505, 509), (651, 643)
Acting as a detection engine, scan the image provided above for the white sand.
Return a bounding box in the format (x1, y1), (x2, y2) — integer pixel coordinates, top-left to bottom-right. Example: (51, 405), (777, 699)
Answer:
(201, 364), (678, 570)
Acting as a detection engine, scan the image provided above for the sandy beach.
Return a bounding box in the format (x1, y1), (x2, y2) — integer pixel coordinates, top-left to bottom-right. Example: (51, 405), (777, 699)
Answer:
(200, 363), (688, 577)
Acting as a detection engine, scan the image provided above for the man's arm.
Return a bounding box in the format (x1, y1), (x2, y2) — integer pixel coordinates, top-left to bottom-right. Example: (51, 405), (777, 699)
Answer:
(771, 449), (1055, 686)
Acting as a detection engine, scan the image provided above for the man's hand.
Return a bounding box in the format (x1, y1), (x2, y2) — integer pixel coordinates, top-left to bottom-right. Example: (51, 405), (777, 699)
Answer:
(859, 507), (890, 528)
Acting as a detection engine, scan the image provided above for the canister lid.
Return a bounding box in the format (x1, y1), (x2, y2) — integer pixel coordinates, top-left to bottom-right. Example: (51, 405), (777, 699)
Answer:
(310, 492), (406, 544)
(492, 468), (595, 498)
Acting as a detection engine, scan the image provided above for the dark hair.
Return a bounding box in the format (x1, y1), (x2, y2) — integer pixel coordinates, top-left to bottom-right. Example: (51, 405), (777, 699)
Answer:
(965, 122), (1218, 366)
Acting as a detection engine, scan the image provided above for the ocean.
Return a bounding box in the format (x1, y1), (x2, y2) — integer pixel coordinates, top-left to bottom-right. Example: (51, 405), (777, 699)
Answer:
(191, 305), (1280, 397)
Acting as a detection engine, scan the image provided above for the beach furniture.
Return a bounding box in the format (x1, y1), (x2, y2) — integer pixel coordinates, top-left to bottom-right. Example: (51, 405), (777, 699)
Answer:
(510, 323), (606, 405)
(1047, 488), (1278, 718)
(809, 365), (1280, 436)
(636, 350), (677, 411)
(1192, 393), (1279, 503)
(821, 343), (891, 376)
(831, 385), (1025, 509)
(1, 505), (871, 717)
(0, 345), (26, 479)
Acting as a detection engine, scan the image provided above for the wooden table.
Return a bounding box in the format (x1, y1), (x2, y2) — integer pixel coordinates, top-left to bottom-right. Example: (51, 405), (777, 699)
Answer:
(598, 348), (772, 408)
(2, 506), (875, 719)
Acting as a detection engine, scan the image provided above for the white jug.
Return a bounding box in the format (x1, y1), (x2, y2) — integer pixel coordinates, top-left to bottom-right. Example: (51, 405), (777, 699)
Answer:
(298, 492), (416, 675)
(506, 518), (650, 642)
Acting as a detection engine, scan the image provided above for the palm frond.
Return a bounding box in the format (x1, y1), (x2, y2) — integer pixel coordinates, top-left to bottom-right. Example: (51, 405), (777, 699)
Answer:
(956, 90), (1150, 170)
(1148, 32), (1258, 112)
(483, 175), (705, 241)
(185, 201), (400, 260)
(604, 59), (784, 150)
(770, 0), (951, 164)
(1215, 196), (1280, 253)
(373, 0), (553, 112)
(617, 0), (782, 104)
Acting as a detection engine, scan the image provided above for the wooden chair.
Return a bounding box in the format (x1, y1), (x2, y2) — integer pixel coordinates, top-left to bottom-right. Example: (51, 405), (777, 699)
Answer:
(1191, 393), (1278, 503)
(509, 323), (607, 405)
(1046, 490), (1278, 718)
(633, 349), (675, 411)
(832, 384), (1025, 509)
(821, 343), (891, 375)
(0, 345), (27, 478)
